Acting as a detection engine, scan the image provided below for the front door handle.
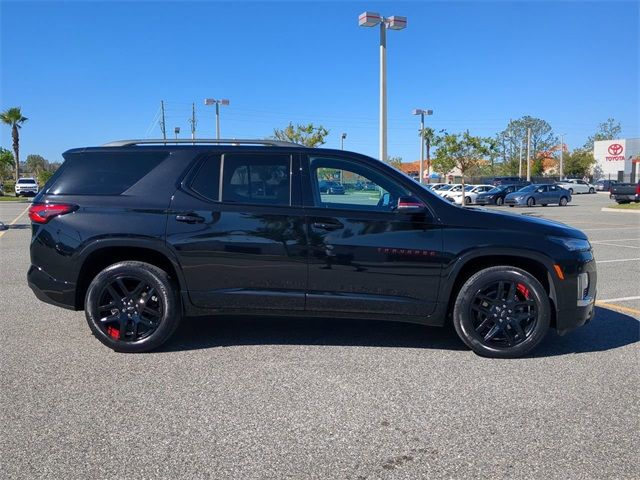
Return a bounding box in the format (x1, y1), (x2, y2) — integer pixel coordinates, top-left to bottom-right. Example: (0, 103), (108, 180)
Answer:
(312, 220), (343, 231)
(175, 213), (205, 224)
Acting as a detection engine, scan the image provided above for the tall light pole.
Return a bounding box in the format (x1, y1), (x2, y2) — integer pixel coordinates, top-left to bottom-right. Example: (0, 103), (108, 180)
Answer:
(204, 98), (230, 139)
(526, 127), (532, 182)
(559, 133), (566, 180)
(174, 127), (180, 140)
(518, 139), (523, 179)
(359, 12), (407, 162)
(412, 108), (433, 183)
(341, 132), (347, 150)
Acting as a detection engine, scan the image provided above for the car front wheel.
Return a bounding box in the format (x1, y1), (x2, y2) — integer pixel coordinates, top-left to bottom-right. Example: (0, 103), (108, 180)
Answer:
(85, 261), (181, 353)
(589, 187), (595, 194)
(559, 196), (568, 206)
(526, 197), (535, 207)
(496, 197), (504, 206)
(453, 266), (550, 358)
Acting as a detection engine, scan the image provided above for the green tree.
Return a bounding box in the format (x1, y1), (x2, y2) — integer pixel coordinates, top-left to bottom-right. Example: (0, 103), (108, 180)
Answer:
(0, 147), (15, 181)
(273, 122), (329, 147)
(386, 156), (403, 170)
(0, 107), (28, 181)
(499, 116), (558, 164)
(433, 131), (492, 207)
(419, 127), (445, 179)
(583, 118), (622, 151)
(563, 150), (596, 176)
(25, 154), (48, 177)
(38, 170), (54, 185)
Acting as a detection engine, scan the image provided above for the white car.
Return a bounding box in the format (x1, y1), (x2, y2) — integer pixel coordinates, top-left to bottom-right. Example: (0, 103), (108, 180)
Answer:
(15, 177), (39, 196)
(437, 184), (461, 197)
(555, 179), (595, 194)
(448, 184), (495, 205)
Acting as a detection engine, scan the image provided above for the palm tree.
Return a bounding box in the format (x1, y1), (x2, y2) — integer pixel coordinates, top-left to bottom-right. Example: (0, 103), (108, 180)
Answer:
(0, 107), (28, 181)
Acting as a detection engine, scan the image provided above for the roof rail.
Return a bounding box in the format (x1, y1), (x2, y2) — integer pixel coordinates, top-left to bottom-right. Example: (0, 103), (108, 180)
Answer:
(102, 139), (303, 148)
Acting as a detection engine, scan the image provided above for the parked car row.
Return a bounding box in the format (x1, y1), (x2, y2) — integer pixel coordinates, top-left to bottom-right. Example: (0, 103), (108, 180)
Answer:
(426, 181), (572, 207)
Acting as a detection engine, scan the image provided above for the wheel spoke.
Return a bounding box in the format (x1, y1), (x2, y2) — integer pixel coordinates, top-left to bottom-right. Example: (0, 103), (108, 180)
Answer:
(475, 316), (494, 333)
(484, 323), (502, 341)
(116, 278), (130, 296)
(130, 280), (149, 299)
(506, 282), (516, 301)
(142, 305), (161, 318)
(99, 313), (119, 323)
(510, 319), (526, 340)
(106, 285), (121, 303)
(98, 300), (117, 310)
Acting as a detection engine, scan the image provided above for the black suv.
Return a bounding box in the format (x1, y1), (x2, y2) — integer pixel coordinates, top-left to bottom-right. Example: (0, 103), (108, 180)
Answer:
(28, 139), (597, 358)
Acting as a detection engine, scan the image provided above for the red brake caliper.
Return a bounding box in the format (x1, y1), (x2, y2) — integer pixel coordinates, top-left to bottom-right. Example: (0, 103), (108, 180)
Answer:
(516, 283), (530, 300)
(106, 325), (120, 340)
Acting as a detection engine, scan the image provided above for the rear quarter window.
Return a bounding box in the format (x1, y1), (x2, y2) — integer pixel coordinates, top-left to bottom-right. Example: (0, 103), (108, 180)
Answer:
(48, 151), (168, 195)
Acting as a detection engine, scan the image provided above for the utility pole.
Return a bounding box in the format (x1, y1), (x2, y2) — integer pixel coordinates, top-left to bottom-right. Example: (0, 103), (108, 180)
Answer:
(526, 129), (532, 181)
(559, 133), (565, 180)
(190, 103), (197, 142)
(518, 139), (523, 179)
(160, 100), (167, 143)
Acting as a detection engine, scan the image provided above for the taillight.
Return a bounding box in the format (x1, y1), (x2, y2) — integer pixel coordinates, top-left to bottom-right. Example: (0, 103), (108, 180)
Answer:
(28, 203), (77, 224)
(636, 184), (640, 195)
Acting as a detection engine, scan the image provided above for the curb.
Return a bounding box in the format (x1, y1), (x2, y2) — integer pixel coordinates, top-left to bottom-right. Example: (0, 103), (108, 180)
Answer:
(601, 207), (640, 214)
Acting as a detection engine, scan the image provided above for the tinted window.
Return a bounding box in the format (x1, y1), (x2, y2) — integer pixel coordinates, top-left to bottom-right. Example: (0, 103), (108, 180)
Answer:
(18, 178), (36, 184)
(49, 151), (168, 195)
(190, 155), (221, 201)
(310, 156), (410, 212)
(221, 154), (291, 205)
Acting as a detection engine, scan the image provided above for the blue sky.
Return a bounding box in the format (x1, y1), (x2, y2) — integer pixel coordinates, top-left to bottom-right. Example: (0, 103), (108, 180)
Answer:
(1, 0), (638, 163)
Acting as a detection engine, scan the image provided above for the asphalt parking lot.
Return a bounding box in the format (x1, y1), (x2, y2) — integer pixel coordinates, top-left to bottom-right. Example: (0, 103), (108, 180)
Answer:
(1, 193), (638, 479)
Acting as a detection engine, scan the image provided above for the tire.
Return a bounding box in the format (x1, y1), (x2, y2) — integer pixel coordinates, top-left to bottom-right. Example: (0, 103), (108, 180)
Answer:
(85, 261), (181, 353)
(541, 204), (548, 207)
(452, 266), (550, 358)
(559, 196), (568, 206)
(526, 197), (535, 207)
(496, 197), (504, 206)
(508, 205), (514, 208)
(568, 188), (574, 195)
(465, 196), (472, 205)
(589, 187), (595, 194)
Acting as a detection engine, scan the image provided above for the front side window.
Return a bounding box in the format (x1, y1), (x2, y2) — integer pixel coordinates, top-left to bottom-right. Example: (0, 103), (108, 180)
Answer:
(309, 156), (411, 211)
(222, 153), (291, 206)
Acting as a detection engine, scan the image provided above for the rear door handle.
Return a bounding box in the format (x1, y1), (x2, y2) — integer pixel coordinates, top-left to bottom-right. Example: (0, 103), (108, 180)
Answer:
(175, 213), (205, 224)
(312, 220), (343, 231)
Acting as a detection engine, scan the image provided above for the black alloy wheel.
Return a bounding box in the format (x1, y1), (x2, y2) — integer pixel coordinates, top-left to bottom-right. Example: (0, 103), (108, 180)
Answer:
(85, 261), (180, 353)
(453, 266), (550, 358)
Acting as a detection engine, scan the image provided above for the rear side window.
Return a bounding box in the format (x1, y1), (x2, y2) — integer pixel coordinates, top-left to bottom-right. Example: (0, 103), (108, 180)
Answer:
(190, 155), (221, 201)
(49, 151), (168, 195)
(221, 153), (291, 205)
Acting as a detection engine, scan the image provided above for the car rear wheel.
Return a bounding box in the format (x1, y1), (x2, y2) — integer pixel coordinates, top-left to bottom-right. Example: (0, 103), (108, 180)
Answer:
(526, 197), (535, 207)
(496, 197), (504, 206)
(453, 266), (550, 358)
(465, 196), (472, 205)
(589, 187), (595, 194)
(85, 261), (181, 353)
(559, 196), (568, 206)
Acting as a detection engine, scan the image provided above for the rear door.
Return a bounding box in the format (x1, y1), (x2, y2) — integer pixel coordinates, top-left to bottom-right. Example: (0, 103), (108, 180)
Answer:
(301, 154), (442, 317)
(166, 151), (308, 311)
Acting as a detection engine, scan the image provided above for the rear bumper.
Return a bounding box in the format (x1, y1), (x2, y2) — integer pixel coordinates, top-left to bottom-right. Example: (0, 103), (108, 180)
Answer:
(27, 265), (78, 310)
(612, 194), (639, 202)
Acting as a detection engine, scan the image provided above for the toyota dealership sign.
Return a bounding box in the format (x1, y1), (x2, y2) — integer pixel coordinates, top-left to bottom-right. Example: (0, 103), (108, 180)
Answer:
(594, 138), (639, 176)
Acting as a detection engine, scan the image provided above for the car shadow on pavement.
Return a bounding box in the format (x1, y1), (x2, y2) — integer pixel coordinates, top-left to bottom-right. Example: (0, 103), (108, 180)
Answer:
(533, 306), (639, 357)
(161, 316), (467, 353)
(161, 307), (638, 356)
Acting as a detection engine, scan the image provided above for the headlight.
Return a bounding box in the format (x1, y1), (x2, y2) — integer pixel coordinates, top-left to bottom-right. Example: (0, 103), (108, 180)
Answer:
(548, 236), (591, 251)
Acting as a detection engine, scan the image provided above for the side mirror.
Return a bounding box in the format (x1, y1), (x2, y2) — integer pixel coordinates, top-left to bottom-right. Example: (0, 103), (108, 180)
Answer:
(396, 196), (427, 213)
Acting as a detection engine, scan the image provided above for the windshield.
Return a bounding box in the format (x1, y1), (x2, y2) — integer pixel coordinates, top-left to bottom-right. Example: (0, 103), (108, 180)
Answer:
(18, 179), (36, 184)
(487, 187), (503, 194)
(438, 184), (453, 191)
(517, 185), (537, 193)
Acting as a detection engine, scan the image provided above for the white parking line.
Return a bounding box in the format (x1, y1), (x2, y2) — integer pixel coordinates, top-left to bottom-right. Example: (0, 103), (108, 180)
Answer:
(597, 258), (640, 264)
(583, 227), (640, 231)
(0, 205), (29, 239)
(591, 242), (640, 249)
(598, 296), (640, 303)
(590, 238), (640, 243)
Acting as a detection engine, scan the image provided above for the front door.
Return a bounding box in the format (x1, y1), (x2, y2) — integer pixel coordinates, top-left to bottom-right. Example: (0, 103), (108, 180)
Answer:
(302, 154), (442, 318)
(166, 151), (307, 311)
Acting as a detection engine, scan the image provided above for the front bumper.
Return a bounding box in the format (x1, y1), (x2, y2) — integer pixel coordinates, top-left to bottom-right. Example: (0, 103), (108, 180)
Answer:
(554, 255), (597, 335)
(27, 265), (77, 310)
